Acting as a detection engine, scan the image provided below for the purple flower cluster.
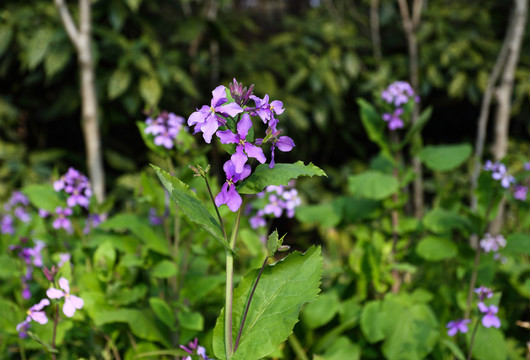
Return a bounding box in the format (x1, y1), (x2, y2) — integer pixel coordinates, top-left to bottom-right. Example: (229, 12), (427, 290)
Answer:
(513, 184), (528, 201)
(188, 79), (295, 212)
(1, 191), (31, 235)
(180, 338), (210, 360)
(54, 167), (92, 208)
(475, 286), (501, 328)
(380, 81), (418, 131)
(483, 161), (515, 189)
(479, 233), (506, 254)
(16, 277), (84, 338)
(249, 184), (301, 229)
(145, 111), (186, 149)
(9, 239), (46, 299)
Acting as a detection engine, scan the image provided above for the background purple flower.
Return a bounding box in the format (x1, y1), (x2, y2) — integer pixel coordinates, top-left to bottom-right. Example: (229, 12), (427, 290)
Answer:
(381, 81), (417, 107)
(382, 108), (404, 131)
(446, 319), (470, 336)
(478, 302), (501, 328)
(53, 207), (73, 233)
(513, 185), (528, 201)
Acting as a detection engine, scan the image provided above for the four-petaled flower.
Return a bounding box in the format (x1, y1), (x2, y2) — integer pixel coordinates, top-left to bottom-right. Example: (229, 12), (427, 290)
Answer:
(513, 185), (528, 201)
(16, 298), (50, 338)
(382, 108), (404, 131)
(250, 94), (284, 131)
(491, 163), (515, 188)
(446, 319), (470, 336)
(215, 160), (251, 212)
(188, 85), (243, 143)
(478, 302), (501, 328)
(475, 286), (494, 301)
(53, 207), (73, 233)
(217, 113), (266, 173)
(47, 277), (84, 317)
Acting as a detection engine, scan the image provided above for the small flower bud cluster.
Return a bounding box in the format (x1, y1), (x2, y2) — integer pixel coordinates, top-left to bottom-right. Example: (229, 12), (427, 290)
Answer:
(187, 79), (295, 212)
(144, 111), (187, 149)
(179, 338), (211, 360)
(380, 81), (419, 131)
(1, 191), (31, 235)
(248, 183), (301, 229)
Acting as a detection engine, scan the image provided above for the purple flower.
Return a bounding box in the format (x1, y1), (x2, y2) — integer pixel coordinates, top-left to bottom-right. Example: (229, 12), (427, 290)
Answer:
(55, 168), (92, 208)
(217, 113), (266, 173)
(28, 240), (46, 268)
(52, 207), (73, 233)
(215, 160), (251, 212)
(250, 94), (285, 131)
(8, 191), (29, 208)
(381, 81), (417, 107)
(250, 210), (266, 229)
(38, 209), (50, 218)
(270, 135), (295, 169)
(21, 284), (31, 300)
(83, 213), (106, 234)
(180, 338), (210, 360)
(382, 108), (404, 131)
(524, 162), (530, 171)
(148, 208), (164, 226)
(513, 185), (528, 201)
(16, 319), (30, 338)
(229, 78), (254, 107)
(446, 319), (471, 336)
(475, 286), (494, 301)
(145, 112), (186, 149)
(479, 234), (506, 253)
(188, 85), (244, 143)
(264, 194), (286, 218)
(478, 302), (501, 328)
(1, 214), (14, 234)
(282, 188), (301, 218)
(58, 253), (71, 267)
(26, 298), (50, 324)
(46, 277), (84, 317)
(490, 163), (515, 188)
(14, 206), (31, 222)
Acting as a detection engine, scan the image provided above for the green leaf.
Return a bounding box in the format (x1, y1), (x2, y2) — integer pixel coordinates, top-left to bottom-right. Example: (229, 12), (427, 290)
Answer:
(0, 255), (18, 279)
(416, 235), (458, 261)
(348, 171), (398, 200)
(44, 43), (71, 79)
(237, 162), (326, 194)
(295, 203), (342, 228)
(27, 28), (54, 70)
(266, 229), (286, 256)
(22, 184), (64, 212)
(151, 165), (228, 249)
(400, 107), (432, 148)
(173, 67), (200, 98)
(149, 297), (176, 330)
(151, 260), (178, 278)
(357, 98), (387, 151)
(94, 309), (170, 347)
(466, 326), (507, 360)
(212, 246), (323, 360)
(108, 68), (131, 99)
(335, 196), (380, 222)
(178, 311), (204, 331)
(321, 337), (361, 360)
(423, 208), (471, 234)
(99, 213), (170, 255)
(360, 300), (385, 343)
(0, 25), (13, 58)
(124, 0), (143, 12)
(139, 76), (162, 106)
(302, 292), (340, 329)
(441, 339), (466, 360)
(502, 233), (530, 255)
(419, 143), (472, 171)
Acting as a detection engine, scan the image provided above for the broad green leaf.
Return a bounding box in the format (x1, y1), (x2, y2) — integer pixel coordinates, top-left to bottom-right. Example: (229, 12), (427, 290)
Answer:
(266, 229), (286, 256)
(335, 196), (380, 222)
(99, 213), (170, 255)
(302, 292), (340, 329)
(151, 165), (228, 249)
(237, 162), (326, 194)
(151, 260), (178, 278)
(466, 326), (506, 360)
(295, 203), (342, 228)
(94, 309), (170, 347)
(475, 172), (502, 221)
(125, 0), (143, 12)
(213, 246), (322, 360)
(321, 336), (360, 360)
(423, 208), (471, 234)
(22, 184), (64, 212)
(108, 68), (131, 99)
(140, 76), (162, 106)
(27, 28), (54, 70)
(360, 300), (385, 343)
(149, 297), (176, 330)
(502, 233), (530, 255)
(357, 98), (387, 151)
(419, 143), (472, 171)
(178, 311), (204, 331)
(348, 171), (398, 200)
(416, 236), (457, 261)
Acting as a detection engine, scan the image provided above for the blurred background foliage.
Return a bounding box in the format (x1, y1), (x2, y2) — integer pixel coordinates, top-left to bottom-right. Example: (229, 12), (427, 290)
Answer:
(1, 0), (529, 198)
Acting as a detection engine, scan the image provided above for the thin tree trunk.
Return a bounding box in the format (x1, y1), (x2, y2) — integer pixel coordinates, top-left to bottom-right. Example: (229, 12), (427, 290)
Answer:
(370, 0), (382, 61)
(397, 0), (424, 218)
(54, 0), (105, 203)
(490, 0), (527, 234)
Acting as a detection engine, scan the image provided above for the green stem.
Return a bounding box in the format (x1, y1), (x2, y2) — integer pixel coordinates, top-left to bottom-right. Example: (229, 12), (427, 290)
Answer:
(204, 176), (228, 240)
(51, 304), (59, 360)
(234, 256), (268, 351)
(466, 318), (480, 360)
(288, 333), (309, 360)
(225, 207), (242, 359)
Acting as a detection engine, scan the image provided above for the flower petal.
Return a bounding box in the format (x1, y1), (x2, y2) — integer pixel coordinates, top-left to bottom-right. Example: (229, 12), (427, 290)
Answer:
(62, 298), (76, 317)
(231, 146), (248, 174)
(46, 288), (65, 299)
(69, 295), (84, 310)
(216, 130), (238, 144)
(58, 277), (70, 294)
(218, 102), (243, 117)
(226, 185), (243, 212)
(237, 114), (253, 138)
(244, 143), (266, 164)
(276, 136), (295, 152)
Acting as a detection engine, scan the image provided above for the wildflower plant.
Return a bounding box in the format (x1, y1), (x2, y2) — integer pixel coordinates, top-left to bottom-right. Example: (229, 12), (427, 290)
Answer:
(152, 79), (325, 360)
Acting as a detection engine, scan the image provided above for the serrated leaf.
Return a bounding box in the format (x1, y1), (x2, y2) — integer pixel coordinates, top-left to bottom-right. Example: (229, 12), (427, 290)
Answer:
(140, 76), (162, 106)
(348, 171), (398, 200)
(149, 297), (176, 330)
(213, 246), (323, 360)
(22, 184), (64, 212)
(108, 68), (131, 99)
(237, 162), (326, 194)
(266, 229), (285, 256)
(151, 165), (228, 249)
(419, 143), (472, 171)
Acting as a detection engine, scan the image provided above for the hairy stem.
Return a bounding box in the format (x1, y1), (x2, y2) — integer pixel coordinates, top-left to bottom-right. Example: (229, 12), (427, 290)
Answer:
(234, 256), (268, 351)
(225, 207), (242, 359)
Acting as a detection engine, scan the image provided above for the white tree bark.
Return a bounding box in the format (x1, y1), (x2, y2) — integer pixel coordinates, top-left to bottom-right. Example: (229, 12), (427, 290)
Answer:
(54, 0), (105, 203)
